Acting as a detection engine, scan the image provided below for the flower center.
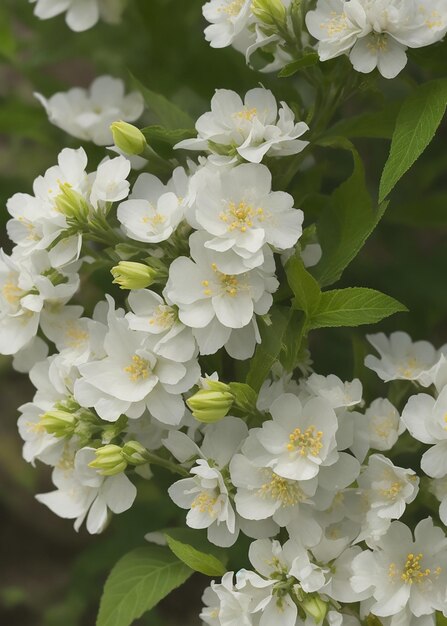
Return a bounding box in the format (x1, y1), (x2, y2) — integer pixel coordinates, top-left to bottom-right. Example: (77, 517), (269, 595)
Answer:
(233, 106), (257, 121)
(142, 210), (166, 226)
(258, 472), (305, 507)
(287, 425), (323, 456)
(2, 279), (23, 305)
(367, 33), (389, 52)
(65, 322), (89, 349)
(219, 200), (264, 232)
(372, 416), (394, 439)
(149, 305), (176, 329)
(219, 0), (245, 16)
(389, 553), (435, 585)
(124, 355), (151, 382)
(191, 491), (218, 515)
(380, 481), (403, 501)
(320, 11), (348, 36)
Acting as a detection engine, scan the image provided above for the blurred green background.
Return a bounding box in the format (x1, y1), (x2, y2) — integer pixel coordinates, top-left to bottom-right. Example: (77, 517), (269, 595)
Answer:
(0, 1), (446, 624)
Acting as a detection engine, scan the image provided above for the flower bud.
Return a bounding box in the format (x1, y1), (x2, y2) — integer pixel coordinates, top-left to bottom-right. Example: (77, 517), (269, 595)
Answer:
(54, 182), (89, 222)
(187, 389), (234, 423)
(251, 0), (286, 26)
(111, 121), (146, 156)
(39, 410), (76, 438)
(88, 444), (127, 476)
(111, 261), (159, 290)
(301, 596), (328, 624)
(122, 441), (151, 465)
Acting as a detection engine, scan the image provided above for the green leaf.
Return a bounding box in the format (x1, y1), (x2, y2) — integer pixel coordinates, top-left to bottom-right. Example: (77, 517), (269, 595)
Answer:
(379, 79), (447, 202)
(142, 125), (196, 159)
(279, 310), (307, 372)
(165, 534), (226, 577)
(96, 547), (192, 626)
(308, 288), (407, 329)
(0, 7), (16, 60)
(286, 254), (321, 315)
(324, 104), (400, 140)
(278, 52), (319, 77)
(246, 307), (289, 392)
(130, 74), (194, 130)
(313, 151), (387, 287)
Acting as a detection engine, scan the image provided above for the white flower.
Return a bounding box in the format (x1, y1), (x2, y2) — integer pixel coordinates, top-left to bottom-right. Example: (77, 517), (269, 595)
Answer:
(126, 289), (197, 362)
(0, 249), (79, 355)
(193, 163), (303, 274)
(306, 373), (363, 409)
(203, 0), (252, 48)
(74, 297), (200, 425)
(35, 76), (144, 145)
(30, 0), (127, 31)
(306, 0), (447, 79)
(351, 518), (447, 618)
(117, 172), (184, 244)
(176, 88), (309, 164)
(364, 332), (439, 385)
(401, 386), (447, 478)
(89, 155), (131, 209)
(249, 393), (339, 481)
(164, 230), (278, 359)
(366, 398), (404, 451)
(357, 454), (419, 543)
(167, 417), (248, 547)
(36, 447), (137, 533)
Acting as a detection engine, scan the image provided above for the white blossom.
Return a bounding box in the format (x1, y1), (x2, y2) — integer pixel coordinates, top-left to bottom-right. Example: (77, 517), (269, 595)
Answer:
(30, 0), (127, 31)
(176, 88), (309, 164)
(35, 76), (143, 145)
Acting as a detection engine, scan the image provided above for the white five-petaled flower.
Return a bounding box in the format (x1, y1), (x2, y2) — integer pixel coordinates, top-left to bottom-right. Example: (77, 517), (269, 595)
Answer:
(36, 447), (137, 534)
(35, 76), (144, 145)
(193, 163), (303, 274)
(202, 0), (252, 49)
(364, 332), (440, 386)
(351, 518), (447, 618)
(176, 87), (309, 164)
(248, 392), (339, 481)
(74, 297), (200, 425)
(117, 172), (184, 244)
(164, 230), (278, 359)
(306, 0), (447, 79)
(167, 417), (248, 547)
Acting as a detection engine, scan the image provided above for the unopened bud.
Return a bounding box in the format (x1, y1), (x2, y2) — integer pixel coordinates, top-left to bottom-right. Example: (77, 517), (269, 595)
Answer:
(301, 596), (328, 624)
(89, 444), (127, 476)
(54, 182), (89, 222)
(111, 121), (146, 156)
(122, 441), (151, 465)
(40, 410), (76, 438)
(187, 389), (234, 423)
(251, 0), (286, 26)
(111, 261), (159, 290)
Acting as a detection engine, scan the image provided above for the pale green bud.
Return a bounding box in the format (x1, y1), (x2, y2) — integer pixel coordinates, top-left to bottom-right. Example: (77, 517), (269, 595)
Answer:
(89, 444), (127, 476)
(111, 121), (146, 156)
(111, 261), (159, 290)
(301, 596), (328, 624)
(187, 389), (234, 423)
(39, 410), (76, 438)
(122, 441), (151, 465)
(251, 0), (286, 26)
(54, 182), (89, 222)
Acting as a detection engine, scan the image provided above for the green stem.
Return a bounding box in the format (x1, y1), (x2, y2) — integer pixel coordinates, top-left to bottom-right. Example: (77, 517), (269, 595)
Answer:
(145, 452), (190, 477)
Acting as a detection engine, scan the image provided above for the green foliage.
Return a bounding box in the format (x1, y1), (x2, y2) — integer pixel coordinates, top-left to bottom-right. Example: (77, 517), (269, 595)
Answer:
(141, 125), (196, 159)
(131, 75), (195, 129)
(313, 151), (388, 287)
(380, 79), (447, 202)
(246, 307), (290, 391)
(96, 546), (193, 626)
(165, 531), (226, 576)
(286, 254), (321, 316)
(308, 288), (407, 329)
(279, 52), (319, 77)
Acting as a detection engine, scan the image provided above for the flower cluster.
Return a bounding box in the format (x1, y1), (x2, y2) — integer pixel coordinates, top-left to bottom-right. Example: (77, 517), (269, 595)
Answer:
(4, 84), (310, 536)
(201, 0), (447, 78)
